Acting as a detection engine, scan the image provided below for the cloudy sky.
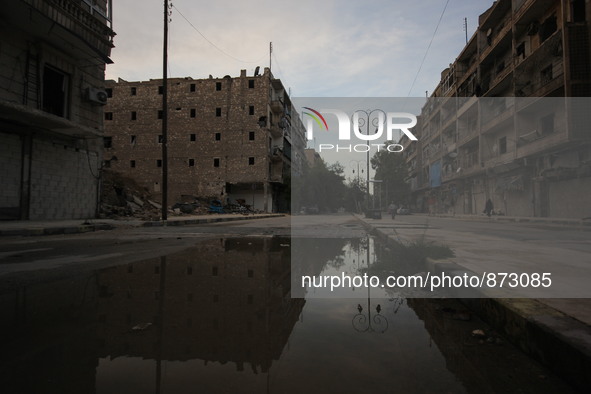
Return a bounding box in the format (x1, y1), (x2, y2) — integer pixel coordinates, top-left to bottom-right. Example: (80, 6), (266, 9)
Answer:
(106, 0), (494, 98)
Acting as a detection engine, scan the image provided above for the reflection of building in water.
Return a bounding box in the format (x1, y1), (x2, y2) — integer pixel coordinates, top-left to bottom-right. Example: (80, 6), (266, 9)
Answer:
(97, 237), (304, 373)
(0, 274), (99, 394)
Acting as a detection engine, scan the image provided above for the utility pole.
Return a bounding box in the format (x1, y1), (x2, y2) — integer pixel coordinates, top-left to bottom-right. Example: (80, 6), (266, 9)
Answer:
(269, 41), (272, 71)
(161, 0), (169, 221)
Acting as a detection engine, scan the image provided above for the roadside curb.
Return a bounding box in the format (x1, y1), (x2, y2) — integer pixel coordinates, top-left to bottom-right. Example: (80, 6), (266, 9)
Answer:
(355, 214), (591, 392)
(0, 214), (284, 237)
(425, 213), (591, 229)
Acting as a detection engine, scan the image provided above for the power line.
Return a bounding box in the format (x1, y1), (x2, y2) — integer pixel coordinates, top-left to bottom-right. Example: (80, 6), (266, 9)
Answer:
(406, 0), (451, 97)
(171, 4), (267, 64)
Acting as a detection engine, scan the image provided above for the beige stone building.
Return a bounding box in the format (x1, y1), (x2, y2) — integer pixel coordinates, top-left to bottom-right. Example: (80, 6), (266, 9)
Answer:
(0, 0), (114, 219)
(405, 0), (591, 219)
(103, 68), (306, 213)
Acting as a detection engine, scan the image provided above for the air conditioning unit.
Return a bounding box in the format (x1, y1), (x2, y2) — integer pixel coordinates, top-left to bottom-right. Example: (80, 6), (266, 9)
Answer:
(86, 87), (108, 105)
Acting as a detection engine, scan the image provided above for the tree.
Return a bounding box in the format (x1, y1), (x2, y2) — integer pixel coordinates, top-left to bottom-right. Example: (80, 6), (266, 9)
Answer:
(370, 141), (411, 207)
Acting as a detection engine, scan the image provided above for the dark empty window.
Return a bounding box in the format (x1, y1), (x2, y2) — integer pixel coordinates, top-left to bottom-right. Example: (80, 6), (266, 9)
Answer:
(541, 65), (553, 84)
(105, 112), (113, 120)
(189, 159), (195, 167)
(43, 65), (69, 117)
(131, 87), (136, 96)
(213, 158), (220, 167)
(103, 160), (111, 168)
(190, 134), (196, 141)
(158, 86), (163, 94)
(131, 111), (137, 120)
(216, 82), (222, 91)
(105, 88), (113, 98)
(158, 110), (163, 119)
(498, 137), (507, 154)
(248, 79), (255, 88)
(216, 107), (222, 117)
(103, 136), (112, 148)
(130, 135), (136, 144)
(130, 160), (136, 168)
(541, 113), (555, 135)
(539, 15), (557, 43)
(249, 131), (255, 140)
(248, 157), (255, 165)
(212, 266), (218, 276)
(158, 135), (163, 143)
(190, 108), (196, 118)
(215, 133), (221, 141)
(249, 105), (254, 115)
(156, 159), (162, 167)
(190, 83), (196, 92)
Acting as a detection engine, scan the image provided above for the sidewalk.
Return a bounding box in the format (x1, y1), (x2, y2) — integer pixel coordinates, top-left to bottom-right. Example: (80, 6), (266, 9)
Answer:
(355, 213), (591, 392)
(0, 213), (284, 237)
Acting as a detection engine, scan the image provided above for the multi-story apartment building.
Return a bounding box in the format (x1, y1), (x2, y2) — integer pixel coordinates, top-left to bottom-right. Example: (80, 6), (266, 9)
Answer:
(103, 68), (306, 213)
(0, 0), (114, 220)
(405, 0), (591, 219)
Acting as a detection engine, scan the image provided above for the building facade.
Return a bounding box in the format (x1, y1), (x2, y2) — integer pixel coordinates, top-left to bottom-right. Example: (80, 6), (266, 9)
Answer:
(0, 0), (114, 220)
(405, 0), (591, 219)
(103, 68), (306, 213)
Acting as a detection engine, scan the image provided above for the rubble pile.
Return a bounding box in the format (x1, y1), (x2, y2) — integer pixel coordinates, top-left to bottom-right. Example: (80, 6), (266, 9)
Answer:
(99, 170), (224, 219)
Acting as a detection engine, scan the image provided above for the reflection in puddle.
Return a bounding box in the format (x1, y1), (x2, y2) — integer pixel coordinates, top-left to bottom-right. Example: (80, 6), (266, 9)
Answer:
(0, 237), (574, 393)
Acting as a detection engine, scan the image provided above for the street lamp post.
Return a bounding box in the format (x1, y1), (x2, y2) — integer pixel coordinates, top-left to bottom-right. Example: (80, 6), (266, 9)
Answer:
(352, 109), (386, 216)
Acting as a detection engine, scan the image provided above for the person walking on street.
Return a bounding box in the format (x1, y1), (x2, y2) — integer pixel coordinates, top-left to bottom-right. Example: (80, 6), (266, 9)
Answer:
(388, 202), (397, 220)
(484, 198), (494, 217)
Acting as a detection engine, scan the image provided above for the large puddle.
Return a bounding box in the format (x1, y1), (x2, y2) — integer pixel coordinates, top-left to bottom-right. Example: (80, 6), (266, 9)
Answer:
(0, 237), (575, 393)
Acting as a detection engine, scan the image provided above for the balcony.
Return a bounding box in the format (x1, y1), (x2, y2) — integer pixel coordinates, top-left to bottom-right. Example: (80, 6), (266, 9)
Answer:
(21, 0), (114, 61)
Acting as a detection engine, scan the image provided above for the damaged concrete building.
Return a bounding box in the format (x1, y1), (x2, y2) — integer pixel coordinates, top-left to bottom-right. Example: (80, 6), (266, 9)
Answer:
(0, 0), (115, 220)
(404, 0), (591, 219)
(103, 68), (306, 213)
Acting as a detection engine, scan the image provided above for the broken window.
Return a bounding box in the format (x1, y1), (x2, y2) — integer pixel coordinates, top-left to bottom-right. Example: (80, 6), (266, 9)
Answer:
(157, 159), (162, 167)
(216, 82), (222, 91)
(130, 160), (136, 168)
(190, 134), (196, 141)
(541, 65), (553, 85)
(249, 131), (255, 140)
(216, 107), (222, 117)
(103, 136), (112, 148)
(158, 110), (163, 119)
(105, 88), (113, 98)
(131, 87), (136, 96)
(215, 133), (221, 141)
(248, 79), (255, 88)
(189, 159), (195, 167)
(158, 86), (163, 95)
(158, 135), (163, 143)
(249, 105), (254, 115)
(213, 158), (220, 167)
(130, 135), (136, 144)
(190, 108), (196, 118)
(105, 112), (113, 120)
(131, 111), (137, 120)
(248, 157), (255, 165)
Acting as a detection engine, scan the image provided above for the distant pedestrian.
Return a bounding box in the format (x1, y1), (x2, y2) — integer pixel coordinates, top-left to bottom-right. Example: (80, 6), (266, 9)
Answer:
(484, 199), (494, 217)
(388, 202), (397, 220)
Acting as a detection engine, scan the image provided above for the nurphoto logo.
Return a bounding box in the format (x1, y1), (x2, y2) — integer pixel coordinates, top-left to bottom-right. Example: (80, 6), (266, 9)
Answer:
(302, 107), (418, 153)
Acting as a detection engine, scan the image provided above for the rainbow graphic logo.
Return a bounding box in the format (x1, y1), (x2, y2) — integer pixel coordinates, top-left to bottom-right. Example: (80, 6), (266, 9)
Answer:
(303, 107), (329, 132)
